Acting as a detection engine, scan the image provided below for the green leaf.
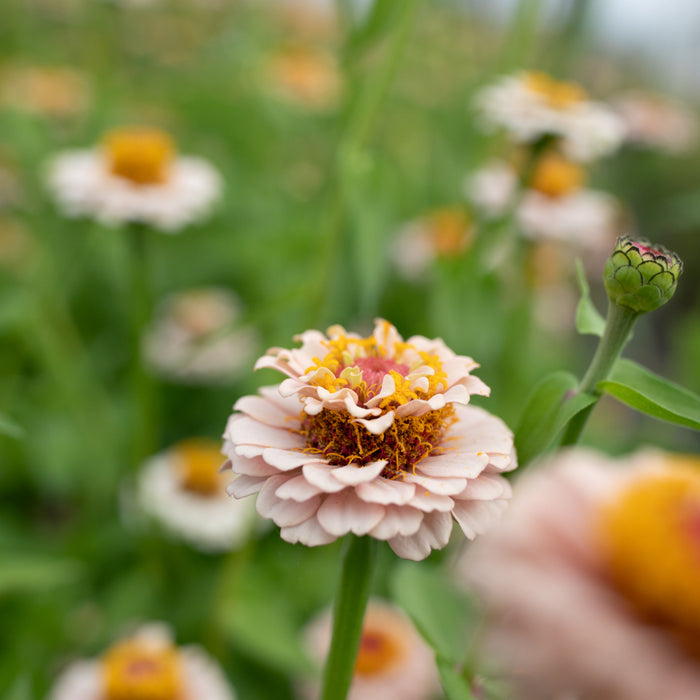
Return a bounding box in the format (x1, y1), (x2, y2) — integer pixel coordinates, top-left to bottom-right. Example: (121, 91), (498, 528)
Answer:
(390, 562), (478, 665)
(515, 371), (597, 466)
(0, 413), (24, 440)
(0, 554), (82, 596)
(598, 358), (700, 430)
(575, 259), (605, 337)
(220, 568), (313, 675)
(436, 657), (478, 700)
(5, 676), (32, 700)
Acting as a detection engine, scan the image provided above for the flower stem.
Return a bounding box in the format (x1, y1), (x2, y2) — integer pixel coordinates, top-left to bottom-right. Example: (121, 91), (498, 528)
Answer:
(560, 301), (639, 446)
(321, 536), (378, 700)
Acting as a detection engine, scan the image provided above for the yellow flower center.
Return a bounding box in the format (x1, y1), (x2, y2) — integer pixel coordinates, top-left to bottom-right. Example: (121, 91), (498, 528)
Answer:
(424, 207), (474, 257)
(599, 457), (700, 652)
(173, 439), (226, 496)
(530, 152), (585, 197)
(267, 46), (339, 107)
(101, 638), (184, 700)
(523, 71), (587, 109)
(103, 127), (174, 185)
(171, 292), (232, 337)
(354, 624), (407, 676)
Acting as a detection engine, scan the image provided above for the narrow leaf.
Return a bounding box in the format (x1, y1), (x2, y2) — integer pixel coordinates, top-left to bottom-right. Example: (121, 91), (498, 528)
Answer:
(436, 657), (478, 700)
(598, 358), (700, 430)
(0, 413), (24, 440)
(575, 259), (605, 337)
(390, 562), (478, 665)
(515, 371), (597, 466)
(0, 555), (82, 596)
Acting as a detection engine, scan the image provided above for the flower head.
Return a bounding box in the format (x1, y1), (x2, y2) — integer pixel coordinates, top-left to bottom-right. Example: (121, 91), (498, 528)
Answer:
(302, 600), (440, 700)
(222, 319), (515, 561)
(137, 438), (258, 552)
(460, 448), (700, 700)
(46, 126), (222, 231)
(48, 622), (235, 700)
(474, 71), (625, 162)
(604, 235), (683, 313)
(142, 287), (258, 384)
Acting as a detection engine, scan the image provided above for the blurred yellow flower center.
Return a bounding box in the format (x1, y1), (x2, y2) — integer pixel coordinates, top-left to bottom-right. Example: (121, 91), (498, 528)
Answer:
(530, 152), (585, 197)
(599, 457), (700, 651)
(101, 638), (183, 700)
(173, 439), (225, 496)
(171, 292), (232, 337)
(354, 624), (406, 676)
(424, 207), (473, 257)
(524, 71), (587, 109)
(103, 127), (174, 185)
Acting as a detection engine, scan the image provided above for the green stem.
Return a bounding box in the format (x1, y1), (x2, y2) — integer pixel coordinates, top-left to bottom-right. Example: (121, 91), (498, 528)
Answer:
(321, 536), (378, 700)
(560, 301), (639, 445)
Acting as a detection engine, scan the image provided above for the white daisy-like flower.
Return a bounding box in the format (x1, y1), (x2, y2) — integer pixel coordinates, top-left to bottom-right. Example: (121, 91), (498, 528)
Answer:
(142, 287), (258, 385)
(302, 599), (440, 700)
(391, 206), (474, 281)
(222, 319), (516, 561)
(137, 438), (258, 552)
(614, 91), (698, 154)
(48, 622), (235, 700)
(474, 71), (625, 162)
(46, 126), (222, 232)
(466, 154), (619, 253)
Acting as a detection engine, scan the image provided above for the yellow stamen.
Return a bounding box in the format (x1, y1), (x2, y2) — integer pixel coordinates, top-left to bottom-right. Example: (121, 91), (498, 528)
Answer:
(524, 71), (587, 109)
(173, 438), (226, 496)
(101, 638), (183, 700)
(103, 127), (174, 185)
(424, 207), (474, 257)
(599, 456), (700, 647)
(530, 152), (585, 198)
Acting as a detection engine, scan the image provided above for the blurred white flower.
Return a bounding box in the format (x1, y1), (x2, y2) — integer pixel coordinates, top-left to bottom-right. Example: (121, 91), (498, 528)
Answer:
(303, 600), (440, 700)
(466, 154), (619, 253)
(614, 91), (698, 154)
(460, 448), (700, 700)
(391, 206), (474, 281)
(142, 288), (258, 385)
(474, 71), (625, 162)
(46, 127), (222, 232)
(48, 622), (235, 700)
(137, 438), (258, 552)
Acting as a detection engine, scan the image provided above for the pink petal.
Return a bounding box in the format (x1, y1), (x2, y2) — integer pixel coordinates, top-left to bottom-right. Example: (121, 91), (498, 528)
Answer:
(302, 463), (346, 493)
(233, 395), (296, 428)
(352, 412), (396, 435)
(388, 511), (454, 560)
(262, 448), (323, 471)
(410, 490), (455, 512)
(330, 461), (386, 485)
(316, 491), (385, 536)
(455, 474), (512, 501)
(229, 416), (302, 450)
(257, 476), (322, 527)
(230, 453), (279, 477)
(403, 473), (467, 495)
(356, 477), (416, 505)
(452, 498), (508, 539)
(369, 505), (423, 539)
(280, 516), (337, 547)
(417, 451), (490, 479)
(227, 475), (267, 498)
(275, 475), (323, 501)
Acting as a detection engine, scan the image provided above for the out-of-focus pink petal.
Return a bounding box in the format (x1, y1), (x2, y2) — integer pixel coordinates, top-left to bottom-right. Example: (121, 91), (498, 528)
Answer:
(316, 491), (385, 536)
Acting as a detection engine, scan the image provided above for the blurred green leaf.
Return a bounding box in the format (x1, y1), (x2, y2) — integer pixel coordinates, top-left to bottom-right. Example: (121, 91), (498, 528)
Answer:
(0, 554), (82, 596)
(5, 676), (32, 700)
(0, 414), (24, 440)
(598, 359), (700, 430)
(390, 562), (478, 665)
(515, 371), (597, 465)
(436, 658), (478, 700)
(220, 569), (313, 676)
(575, 259), (605, 337)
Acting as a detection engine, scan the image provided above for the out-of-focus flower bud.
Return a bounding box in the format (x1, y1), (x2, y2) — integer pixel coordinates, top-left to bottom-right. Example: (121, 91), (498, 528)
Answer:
(604, 236), (682, 313)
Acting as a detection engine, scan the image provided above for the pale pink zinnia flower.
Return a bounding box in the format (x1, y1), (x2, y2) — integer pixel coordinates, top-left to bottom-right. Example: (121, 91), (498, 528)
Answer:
(221, 319), (516, 561)
(460, 448), (700, 700)
(302, 599), (440, 700)
(48, 622), (235, 700)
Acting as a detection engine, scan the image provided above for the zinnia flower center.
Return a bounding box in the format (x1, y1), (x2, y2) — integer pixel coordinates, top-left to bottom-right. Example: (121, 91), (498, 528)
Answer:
(524, 71), (587, 109)
(599, 457), (700, 655)
(174, 439), (226, 496)
(354, 625), (406, 676)
(103, 127), (174, 185)
(172, 292), (232, 337)
(425, 208), (473, 257)
(101, 639), (183, 700)
(530, 152), (585, 197)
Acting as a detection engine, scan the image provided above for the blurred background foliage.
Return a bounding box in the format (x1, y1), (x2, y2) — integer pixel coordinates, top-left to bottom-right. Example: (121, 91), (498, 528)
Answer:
(0, 0), (698, 696)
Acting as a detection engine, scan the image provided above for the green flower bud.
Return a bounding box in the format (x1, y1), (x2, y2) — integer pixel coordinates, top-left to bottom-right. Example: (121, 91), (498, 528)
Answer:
(604, 236), (683, 313)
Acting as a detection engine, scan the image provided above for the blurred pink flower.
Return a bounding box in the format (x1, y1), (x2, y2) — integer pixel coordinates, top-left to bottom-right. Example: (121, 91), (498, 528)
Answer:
(302, 599), (440, 700)
(460, 448), (700, 700)
(222, 319), (516, 561)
